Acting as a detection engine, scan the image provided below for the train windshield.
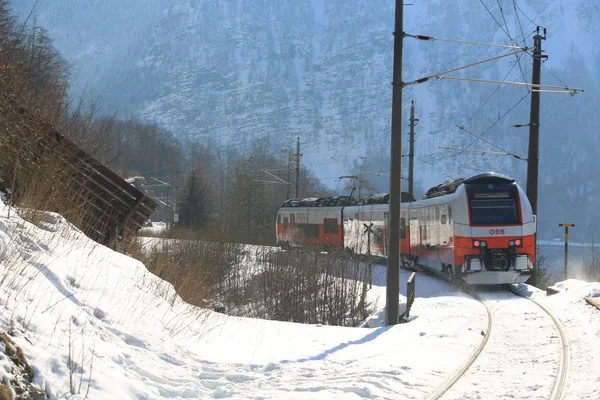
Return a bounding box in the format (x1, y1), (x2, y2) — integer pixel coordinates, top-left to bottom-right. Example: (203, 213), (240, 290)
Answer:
(467, 184), (519, 225)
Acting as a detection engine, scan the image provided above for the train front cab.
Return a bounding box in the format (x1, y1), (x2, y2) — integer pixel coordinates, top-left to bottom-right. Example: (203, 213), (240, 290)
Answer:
(452, 174), (535, 284)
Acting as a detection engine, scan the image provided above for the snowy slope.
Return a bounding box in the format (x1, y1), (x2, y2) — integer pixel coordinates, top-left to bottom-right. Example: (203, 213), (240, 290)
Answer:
(0, 202), (489, 399)
(0, 201), (599, 398)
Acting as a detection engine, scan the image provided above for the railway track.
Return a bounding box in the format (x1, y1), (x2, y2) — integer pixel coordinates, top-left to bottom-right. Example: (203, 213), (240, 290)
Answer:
(426, 284), (569, 400)
(507, 285), (569, 400)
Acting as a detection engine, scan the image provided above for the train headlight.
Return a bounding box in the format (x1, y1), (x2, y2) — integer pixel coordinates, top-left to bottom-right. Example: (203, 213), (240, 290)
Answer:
(480, 241), (487, 248)
(473, 240), (480, 248)
(509, 239), (523, 247)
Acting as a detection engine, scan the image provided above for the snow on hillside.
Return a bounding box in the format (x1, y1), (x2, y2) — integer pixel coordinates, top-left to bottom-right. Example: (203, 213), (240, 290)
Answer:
(0, 201), (598, 399)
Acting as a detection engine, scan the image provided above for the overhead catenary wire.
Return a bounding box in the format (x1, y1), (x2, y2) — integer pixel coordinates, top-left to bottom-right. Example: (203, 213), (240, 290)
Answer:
(404, 33), (524, 49)
(416, 91), (531, 166)
(456, 125), (526, 160)
(409, 49), (516, 105)
(440, 146), (524, 158)
(513, 0), (539, 26)
(438, 76), (582, 94)
(425, 52), (529, 164)
(479, 0), (512, 38)
(495, 0), (529, 89)
(458, 91), (531, 155)
(404, 49), (529, 87)
(417, 60), (524, 164)
(460, 124), (530, 129)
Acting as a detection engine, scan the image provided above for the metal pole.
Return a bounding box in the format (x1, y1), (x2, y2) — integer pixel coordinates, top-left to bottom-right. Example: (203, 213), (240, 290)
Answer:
(165, 188), (169, 229)
(286, 146), (291, 199)
(295, 137), (301, 198)
(408, 100), (416, 199)
(593, 232), (596, 280)
(526, 27), (547, 286)
(386, 0), (404, 326)
(564, 226), (568, 280)
(559, 223), (574, 280)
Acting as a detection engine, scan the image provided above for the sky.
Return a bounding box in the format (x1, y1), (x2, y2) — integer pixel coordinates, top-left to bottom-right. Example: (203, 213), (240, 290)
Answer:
(0, 202), (598, 399)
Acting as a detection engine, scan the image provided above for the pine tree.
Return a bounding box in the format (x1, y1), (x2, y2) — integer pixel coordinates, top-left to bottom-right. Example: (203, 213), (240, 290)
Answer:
(179, 170), (207, 228)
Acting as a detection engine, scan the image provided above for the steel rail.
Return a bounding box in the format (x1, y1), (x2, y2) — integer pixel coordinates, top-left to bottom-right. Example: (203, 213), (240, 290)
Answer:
(507, 285), (569, 400)
(426, 288), (492, 400)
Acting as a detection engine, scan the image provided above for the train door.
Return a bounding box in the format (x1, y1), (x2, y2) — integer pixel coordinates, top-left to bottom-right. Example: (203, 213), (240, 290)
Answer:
(282, 214), (289, 241)
(290, 213), (296, 245)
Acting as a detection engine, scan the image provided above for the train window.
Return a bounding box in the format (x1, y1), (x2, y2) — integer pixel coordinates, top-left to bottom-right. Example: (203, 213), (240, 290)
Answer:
(441, 215), (447, 224)
(435, 207), (440, 220)
(470, 199), (518, 224)
(283, 217), (289, 229)
(448, 207), (452, 222)
(324, 218), (338, 235)
(468, 186), (519, 224)
(298, 223), (319, 238)
(277, 214), (281, 225)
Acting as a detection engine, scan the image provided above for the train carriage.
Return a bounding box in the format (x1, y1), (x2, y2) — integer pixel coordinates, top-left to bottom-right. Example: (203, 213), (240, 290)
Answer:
(275, 172), (535, 285)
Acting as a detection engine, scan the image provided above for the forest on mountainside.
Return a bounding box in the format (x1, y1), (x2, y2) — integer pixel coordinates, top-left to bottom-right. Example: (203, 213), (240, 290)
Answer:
(0, 1), (334, 245)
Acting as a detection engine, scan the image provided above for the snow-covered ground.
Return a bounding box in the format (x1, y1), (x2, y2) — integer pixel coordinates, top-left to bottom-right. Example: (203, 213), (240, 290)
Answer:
(138, 221), (167, 236)
(0, 201), (598, 399)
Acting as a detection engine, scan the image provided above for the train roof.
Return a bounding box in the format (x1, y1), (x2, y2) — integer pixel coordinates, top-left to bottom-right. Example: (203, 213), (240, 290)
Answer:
(280, 192), (415, 208)
(423, 178), (465, 199)
(279, 173), (515, 208)
(463, 172), (515, 185)
(423, 172), (515, 199)
(280, 196), (358, 208)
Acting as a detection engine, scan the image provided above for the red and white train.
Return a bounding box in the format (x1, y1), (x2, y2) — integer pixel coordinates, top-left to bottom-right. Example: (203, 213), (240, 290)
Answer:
(276, 172), (536, 285)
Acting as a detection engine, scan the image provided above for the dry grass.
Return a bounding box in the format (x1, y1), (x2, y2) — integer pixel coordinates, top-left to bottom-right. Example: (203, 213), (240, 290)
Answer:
(135, 236), (375, 326)
(0, 384), (10, 400)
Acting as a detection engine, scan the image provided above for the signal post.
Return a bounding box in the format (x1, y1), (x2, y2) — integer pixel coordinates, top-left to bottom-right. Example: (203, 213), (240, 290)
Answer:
(559, 223), (575, 280)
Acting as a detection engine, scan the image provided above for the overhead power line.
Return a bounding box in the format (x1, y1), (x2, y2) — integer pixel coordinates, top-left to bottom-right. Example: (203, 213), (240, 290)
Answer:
(513, 1), (539, 26)
(456, 125), (526, 160)
(405, 49), (529, 87)
(440, 146), (526, 160)
(479, 0), (512, 38)
(439, 76), (583, 95)
(404, 33), (524, 49)
(459, 91), (531, 155)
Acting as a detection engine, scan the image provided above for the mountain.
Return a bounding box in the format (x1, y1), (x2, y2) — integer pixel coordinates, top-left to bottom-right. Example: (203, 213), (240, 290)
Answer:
(9, 0), (600, 239)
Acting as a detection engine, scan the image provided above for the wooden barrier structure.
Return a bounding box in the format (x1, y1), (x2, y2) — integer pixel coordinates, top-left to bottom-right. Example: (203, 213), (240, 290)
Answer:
(0, 91), (156, 247)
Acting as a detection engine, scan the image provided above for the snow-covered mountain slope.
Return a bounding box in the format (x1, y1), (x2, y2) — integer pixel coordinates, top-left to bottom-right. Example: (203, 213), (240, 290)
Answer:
(10, 0), (600, 237)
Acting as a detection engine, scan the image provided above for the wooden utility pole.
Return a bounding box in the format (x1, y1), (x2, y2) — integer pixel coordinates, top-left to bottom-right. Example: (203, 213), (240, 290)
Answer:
(408, 100), (418, 199)
(526, 27), (547, 285)
(387, 0), (404, 326)
(295, 137), (301, 198)
(559, 223), (574, 280)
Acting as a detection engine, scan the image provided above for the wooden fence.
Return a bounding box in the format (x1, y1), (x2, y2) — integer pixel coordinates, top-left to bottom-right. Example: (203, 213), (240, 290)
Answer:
(0, 91), (156, 246)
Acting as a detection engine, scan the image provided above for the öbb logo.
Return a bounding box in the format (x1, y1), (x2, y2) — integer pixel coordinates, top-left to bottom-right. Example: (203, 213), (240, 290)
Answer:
(489, 228), (505, 235)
